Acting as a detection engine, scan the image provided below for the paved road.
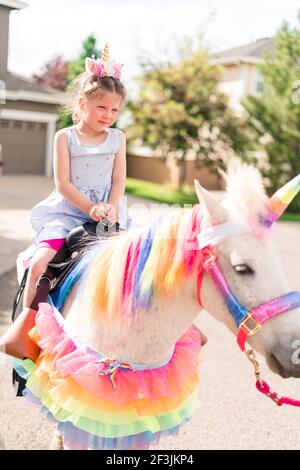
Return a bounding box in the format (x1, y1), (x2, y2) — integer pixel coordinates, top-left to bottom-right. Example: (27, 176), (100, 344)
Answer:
(0, 176), (300, 450)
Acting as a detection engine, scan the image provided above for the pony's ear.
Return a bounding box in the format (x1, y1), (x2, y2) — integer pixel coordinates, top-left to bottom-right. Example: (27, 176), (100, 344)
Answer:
(194, 179), (228, 225)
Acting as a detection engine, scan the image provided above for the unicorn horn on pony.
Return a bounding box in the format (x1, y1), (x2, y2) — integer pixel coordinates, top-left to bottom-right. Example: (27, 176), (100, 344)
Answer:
(260, 174), (300, 227)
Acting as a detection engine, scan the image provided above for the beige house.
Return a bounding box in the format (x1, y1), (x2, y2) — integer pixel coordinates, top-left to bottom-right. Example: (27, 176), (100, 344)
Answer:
(0, 0), (65, 175)
(212, 37), (274, 113)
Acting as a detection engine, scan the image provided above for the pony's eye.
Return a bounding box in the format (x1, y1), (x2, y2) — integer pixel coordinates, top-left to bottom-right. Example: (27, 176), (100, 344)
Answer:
(233, 264), (255, 275)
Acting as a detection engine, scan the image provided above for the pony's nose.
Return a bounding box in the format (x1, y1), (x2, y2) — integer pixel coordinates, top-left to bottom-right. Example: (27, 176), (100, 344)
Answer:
(267, 342), (300, 378)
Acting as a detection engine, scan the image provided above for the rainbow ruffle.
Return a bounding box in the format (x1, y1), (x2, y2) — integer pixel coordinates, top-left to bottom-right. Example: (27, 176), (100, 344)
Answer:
(14, 303), (202, 450)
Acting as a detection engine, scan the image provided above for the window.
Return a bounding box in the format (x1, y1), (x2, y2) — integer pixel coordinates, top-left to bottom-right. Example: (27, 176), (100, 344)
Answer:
(26, 122), (36, 131)
(0, 119), (10, 128)
(256, 81), (264, 93)
(13, 120), (23, 129)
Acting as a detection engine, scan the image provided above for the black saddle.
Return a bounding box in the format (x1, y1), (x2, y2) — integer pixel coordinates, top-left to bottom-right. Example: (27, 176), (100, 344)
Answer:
(48, 219), (124, 294)
(12, 218), (124, 396)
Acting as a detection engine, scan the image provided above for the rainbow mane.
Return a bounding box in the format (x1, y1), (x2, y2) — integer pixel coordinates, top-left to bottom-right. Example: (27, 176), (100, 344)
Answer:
(52, 205), (203, 323)
(80, 205), (203, 323)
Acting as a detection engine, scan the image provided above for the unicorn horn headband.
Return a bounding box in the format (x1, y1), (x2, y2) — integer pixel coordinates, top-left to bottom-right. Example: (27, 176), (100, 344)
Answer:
(102, 41), (110, 64)
(261, 174), (300, 227)
(85, 41), (123, 80)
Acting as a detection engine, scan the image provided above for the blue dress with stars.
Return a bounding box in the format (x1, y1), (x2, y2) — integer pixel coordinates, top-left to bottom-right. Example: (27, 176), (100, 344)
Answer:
(30, 126), (131, 245)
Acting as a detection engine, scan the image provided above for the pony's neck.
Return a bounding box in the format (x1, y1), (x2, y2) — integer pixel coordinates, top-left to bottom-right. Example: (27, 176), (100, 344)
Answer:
(64, 275), (200, 365)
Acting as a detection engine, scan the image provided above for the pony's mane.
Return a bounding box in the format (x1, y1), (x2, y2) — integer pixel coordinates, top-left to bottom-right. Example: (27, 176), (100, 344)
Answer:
(221, 160), (268, 219)
(76, 205), (203, 324)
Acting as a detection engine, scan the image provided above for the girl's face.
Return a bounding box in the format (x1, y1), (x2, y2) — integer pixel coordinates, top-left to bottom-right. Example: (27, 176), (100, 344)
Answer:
(80, 91), (123, 132)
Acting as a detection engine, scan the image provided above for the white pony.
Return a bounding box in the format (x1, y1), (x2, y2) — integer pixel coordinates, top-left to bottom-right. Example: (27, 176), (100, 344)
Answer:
(14, 162), (300, 450)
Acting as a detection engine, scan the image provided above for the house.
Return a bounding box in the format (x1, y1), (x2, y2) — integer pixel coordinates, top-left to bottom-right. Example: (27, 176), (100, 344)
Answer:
(0, 0), (65, 175)
(212, 37), (274, 113)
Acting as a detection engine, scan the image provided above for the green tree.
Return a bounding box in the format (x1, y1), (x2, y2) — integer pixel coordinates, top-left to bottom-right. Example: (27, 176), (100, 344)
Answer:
(67, 35), (100, 83)
(128, 46), (250, 186)
(60, 35), (100, 127)
(244, 16), (300, 211)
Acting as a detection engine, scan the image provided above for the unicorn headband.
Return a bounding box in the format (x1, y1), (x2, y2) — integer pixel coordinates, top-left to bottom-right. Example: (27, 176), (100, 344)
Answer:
(198, 174), (300, 248)
(85, 42), (123, 80)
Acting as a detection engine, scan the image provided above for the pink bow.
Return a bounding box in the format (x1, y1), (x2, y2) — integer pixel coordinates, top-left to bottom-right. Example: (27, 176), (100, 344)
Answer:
(97, 358), (136, 389)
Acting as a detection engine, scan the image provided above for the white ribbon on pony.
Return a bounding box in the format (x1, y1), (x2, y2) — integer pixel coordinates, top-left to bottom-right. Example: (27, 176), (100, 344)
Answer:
(197, 218), (249, 249)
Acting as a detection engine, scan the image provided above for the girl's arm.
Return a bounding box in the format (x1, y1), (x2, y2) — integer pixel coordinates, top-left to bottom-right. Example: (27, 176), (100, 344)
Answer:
(107, 131), (127, 211)
(53, 130), (94, 214)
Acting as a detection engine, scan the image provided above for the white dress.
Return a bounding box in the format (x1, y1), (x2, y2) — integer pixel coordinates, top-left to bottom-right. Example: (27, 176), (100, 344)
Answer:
(30, 126), (131, 245)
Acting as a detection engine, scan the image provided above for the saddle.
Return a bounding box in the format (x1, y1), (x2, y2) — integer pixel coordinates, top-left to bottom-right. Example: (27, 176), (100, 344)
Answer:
(12, 218), (124, 396)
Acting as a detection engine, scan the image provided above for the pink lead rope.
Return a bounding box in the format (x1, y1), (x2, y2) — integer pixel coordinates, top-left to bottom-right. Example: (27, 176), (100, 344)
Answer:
(246, 350), (300, 407)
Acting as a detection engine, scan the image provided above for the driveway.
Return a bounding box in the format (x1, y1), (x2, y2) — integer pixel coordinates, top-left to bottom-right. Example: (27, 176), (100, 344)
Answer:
(0, 176), (299, 450)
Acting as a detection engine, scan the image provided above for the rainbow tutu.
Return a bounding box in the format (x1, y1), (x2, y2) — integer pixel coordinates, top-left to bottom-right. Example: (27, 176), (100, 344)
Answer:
(14, 303), (202, 450)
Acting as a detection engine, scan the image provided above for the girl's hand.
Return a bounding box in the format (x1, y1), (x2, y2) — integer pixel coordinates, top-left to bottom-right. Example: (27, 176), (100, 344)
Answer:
(105, 203), (118, 223)
(89, 203), (108, 221)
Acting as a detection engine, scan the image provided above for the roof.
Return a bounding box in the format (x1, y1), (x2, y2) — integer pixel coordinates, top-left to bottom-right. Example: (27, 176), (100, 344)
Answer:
(0, 70), (66, 104)
(0, 1), (27, 9)
(212, 37), (275, 65)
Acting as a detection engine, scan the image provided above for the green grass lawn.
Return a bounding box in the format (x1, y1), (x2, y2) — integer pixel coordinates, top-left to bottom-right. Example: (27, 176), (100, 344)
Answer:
(125, 177), (197, 206)
(280, 212), (300, 222)
(125, 177), (300, 222)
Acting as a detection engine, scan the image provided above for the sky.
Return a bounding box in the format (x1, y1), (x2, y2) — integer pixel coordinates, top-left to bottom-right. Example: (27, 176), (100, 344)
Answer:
(7, 0), (300, 93)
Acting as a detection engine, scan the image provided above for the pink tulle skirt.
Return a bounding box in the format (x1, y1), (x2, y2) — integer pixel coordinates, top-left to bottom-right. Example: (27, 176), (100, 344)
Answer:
(15, 302), (203, 450)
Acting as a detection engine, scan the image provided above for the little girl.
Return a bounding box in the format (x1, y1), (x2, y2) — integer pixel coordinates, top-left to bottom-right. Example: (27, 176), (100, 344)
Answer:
(23, 44), (130, 310)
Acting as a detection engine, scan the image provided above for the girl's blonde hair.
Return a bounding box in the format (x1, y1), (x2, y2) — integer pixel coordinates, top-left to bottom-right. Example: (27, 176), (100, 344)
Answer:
(65, 72), (126, 124)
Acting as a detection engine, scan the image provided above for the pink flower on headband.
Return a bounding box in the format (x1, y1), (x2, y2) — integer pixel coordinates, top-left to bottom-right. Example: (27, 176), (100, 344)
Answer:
(85, 57), (123, 80)
(92, 59), (105, 78)
(113, 63), (122, 79)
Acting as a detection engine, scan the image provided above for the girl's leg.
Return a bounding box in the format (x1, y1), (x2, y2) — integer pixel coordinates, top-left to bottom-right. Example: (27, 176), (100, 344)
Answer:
(22, 246), (57, 309)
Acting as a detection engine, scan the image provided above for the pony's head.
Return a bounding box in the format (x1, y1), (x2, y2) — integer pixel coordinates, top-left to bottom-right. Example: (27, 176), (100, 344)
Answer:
(197, 161), (300, 378)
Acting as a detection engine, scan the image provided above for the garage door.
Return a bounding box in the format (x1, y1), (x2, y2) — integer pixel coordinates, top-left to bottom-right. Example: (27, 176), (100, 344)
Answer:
(0, 118), (46, 174)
